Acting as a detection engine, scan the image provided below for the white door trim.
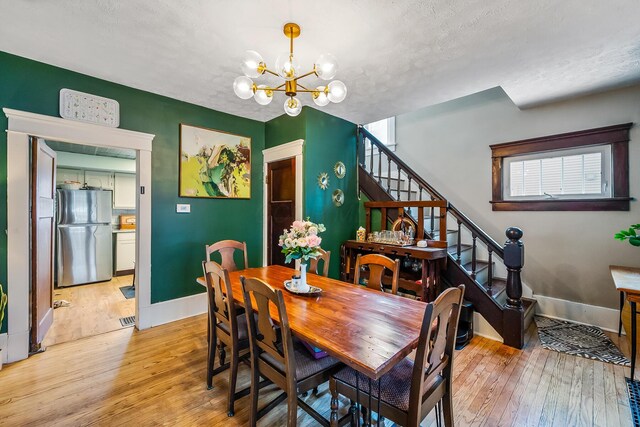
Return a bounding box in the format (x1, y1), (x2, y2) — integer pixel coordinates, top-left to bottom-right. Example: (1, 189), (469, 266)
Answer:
(3, 108), (154, 363)
(262, 139), (304, 266)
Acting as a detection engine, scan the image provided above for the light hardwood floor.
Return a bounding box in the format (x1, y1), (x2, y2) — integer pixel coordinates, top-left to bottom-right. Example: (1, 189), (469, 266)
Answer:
(42, 275), (135, 347)
(0, 314), (633, 426)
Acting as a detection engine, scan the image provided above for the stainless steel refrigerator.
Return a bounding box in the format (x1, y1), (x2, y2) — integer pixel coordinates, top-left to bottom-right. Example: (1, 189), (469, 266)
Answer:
(56, 189), (113, 287)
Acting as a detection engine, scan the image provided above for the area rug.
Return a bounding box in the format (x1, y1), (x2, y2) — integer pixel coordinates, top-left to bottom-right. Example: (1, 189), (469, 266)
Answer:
(535, 316), (630, 366)
(119, 285), (135, 299)
(626, 378), (640, 427)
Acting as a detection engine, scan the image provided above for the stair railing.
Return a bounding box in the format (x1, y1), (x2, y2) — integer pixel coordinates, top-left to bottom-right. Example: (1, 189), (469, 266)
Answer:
(357, 125), (518, 304)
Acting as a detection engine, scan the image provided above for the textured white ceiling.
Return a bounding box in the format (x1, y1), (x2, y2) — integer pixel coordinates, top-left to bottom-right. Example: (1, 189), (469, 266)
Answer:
(1, 1), (639, 124)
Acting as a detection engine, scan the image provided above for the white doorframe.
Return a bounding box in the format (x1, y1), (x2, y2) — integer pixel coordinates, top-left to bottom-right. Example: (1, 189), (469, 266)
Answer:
(262, 139), (304, 266)
(3, 108), (154, 363)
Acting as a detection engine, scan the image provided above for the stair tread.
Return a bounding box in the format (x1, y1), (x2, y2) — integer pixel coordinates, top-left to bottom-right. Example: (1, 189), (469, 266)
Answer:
(462, 260), (491, 273)
(447, 244), (472, 254)
(431, 229), (458, 235)
(480, 277), (507, 298)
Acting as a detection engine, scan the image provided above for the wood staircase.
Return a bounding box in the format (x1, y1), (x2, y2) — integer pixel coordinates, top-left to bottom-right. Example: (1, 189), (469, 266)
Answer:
(357, 126), (536, 349)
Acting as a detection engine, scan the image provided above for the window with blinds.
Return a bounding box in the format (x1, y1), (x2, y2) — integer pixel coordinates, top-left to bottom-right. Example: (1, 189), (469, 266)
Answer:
(490, 123), (631, 211)
(364, 117), (396, 151)
(504, 145), (611, 200)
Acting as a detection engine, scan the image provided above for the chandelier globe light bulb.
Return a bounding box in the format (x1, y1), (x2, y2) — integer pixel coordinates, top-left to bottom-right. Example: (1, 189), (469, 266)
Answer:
(254, 85), (273, 105)
(314, 53), (338, 80)
(327, 80), (347, 103)
(233, 76), (254, 100)
(284, 97), (302, 116)
(241, 50), (265, 78)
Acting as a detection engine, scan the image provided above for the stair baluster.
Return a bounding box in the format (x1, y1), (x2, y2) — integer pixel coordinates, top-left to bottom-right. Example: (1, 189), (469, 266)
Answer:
(407, 176), (412, 201)
(487, 249), (493, 293)
(377, 148), (382, 185)
(387, 158), (391, 191)
(456, 220), (462, 263)
(430, 197), (435, 237)
(397, 167), (401, 200)
(369, 143), (374, 174)
(471, 234), (477, 279)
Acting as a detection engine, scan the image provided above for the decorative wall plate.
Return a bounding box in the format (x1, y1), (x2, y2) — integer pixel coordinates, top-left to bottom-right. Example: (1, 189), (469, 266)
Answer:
(334, 161), (346, 179)
(59, 88), (120, 127)
(332, 189), (344, 206)
(318, 172), (329, 190)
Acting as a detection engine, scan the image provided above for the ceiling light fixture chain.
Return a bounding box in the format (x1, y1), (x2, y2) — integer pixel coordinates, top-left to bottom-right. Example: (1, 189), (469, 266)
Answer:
(233, 22), (347, 117)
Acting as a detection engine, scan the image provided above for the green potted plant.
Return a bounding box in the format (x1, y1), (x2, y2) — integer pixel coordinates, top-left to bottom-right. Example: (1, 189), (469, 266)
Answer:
(614, 224), (640, 246)
(614, 225), (640, 344)
(0, 284), (7, 370)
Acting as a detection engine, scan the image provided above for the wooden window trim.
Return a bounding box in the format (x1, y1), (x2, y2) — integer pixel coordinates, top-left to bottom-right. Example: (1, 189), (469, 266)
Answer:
(490, 123), (633, 211)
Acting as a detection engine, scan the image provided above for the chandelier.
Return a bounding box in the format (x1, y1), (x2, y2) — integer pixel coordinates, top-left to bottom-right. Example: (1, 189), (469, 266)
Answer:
(233, 23), (347, 117)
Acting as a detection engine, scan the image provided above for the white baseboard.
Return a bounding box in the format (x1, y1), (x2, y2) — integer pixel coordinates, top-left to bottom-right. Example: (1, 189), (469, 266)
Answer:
(534, 294), (620, 333)
(7, 331), (29, 363)
(148, 291), (207, 328)
(0, 333), (7, 363)
(472, 293), (620, 344)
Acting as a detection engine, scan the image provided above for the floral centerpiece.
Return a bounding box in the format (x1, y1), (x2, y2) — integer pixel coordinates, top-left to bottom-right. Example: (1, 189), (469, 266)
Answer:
(279, 219), (326, 290)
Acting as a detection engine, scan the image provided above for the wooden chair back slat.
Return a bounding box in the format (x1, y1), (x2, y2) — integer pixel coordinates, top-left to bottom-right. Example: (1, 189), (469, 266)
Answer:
(206, 240), (248, 271)
(240, 276), (296, 376)
(308, 248), (331, 277)
(354, 253), (400, 295)
(202, 261), (237, 335)
(409, 285), (465, 423)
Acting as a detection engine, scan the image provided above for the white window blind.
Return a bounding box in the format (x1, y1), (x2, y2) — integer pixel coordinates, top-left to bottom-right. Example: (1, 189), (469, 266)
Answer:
(504, 145), (610, 200)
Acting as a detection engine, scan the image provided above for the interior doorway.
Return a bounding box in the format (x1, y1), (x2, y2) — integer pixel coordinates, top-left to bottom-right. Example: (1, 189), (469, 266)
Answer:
(267, 158), (296, 266)
(35, 140), (138, 349)
(262, 140), (304, 266)
(4, 108), (154, 364)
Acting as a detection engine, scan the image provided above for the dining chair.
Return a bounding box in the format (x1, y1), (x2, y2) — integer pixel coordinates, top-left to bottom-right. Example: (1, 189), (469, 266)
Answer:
(240, 276), (343, 427)
(206, 239), (249, 271)
(353, 253), (401, 295)
(308, 248), (331, 277)
(202, 260), (251, 417)
(329, 285), (465, 427)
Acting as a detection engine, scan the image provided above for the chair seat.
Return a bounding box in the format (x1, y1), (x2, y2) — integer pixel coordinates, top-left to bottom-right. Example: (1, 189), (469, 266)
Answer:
(260, 340), (341, 382)
(334, 358), (416, 412)
(217, 313), (249, 342)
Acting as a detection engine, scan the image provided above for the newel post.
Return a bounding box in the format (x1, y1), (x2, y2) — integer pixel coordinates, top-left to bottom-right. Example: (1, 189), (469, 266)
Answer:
(504, 227), (524, 309)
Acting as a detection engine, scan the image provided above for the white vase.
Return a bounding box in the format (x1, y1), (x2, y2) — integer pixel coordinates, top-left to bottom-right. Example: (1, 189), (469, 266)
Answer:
(298, 263), (310, 293)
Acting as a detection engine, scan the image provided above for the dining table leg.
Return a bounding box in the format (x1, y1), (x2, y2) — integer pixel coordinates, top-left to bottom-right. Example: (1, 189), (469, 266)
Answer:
(356, 371), (360, 427)
(620, 291), (624, 336)
(632, 301), (637, 381)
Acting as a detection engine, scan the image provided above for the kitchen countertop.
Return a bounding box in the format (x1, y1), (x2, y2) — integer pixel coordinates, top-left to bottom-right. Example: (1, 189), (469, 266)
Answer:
(112, 229), (136, 234)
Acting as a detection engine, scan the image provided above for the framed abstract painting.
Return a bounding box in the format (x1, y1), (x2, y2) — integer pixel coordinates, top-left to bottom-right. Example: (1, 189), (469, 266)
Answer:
(179, 124), (251, 199)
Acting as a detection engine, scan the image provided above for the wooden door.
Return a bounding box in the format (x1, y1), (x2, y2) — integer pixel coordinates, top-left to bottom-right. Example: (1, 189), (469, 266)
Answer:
(267, 158), (296, 266)
(31, 138), (56, 351)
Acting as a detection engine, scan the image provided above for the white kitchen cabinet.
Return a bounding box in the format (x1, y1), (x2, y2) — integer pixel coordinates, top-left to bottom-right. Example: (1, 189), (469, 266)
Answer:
(56, 168), (84, 186)
(113, 173), (136, 209)
(84, 170), (114, 190)
(116, 232), (136, 272)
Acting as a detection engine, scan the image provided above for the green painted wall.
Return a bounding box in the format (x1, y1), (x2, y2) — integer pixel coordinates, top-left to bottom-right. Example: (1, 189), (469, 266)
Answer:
(265, 107), (358, 279)
(0, 51), (266, 333)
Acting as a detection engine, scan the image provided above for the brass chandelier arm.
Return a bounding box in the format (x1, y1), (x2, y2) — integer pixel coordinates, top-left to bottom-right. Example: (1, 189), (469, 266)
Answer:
(294, 68), (318, 81)
(263, 68), (280, 77)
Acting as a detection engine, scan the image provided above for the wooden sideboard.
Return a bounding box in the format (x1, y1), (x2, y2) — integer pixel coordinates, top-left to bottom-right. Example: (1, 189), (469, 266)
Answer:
(341, 240), (447, 302)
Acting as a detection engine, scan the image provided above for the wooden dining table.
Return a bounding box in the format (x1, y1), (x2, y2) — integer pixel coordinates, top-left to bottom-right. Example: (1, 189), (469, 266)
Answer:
(197, 264), (427, 381)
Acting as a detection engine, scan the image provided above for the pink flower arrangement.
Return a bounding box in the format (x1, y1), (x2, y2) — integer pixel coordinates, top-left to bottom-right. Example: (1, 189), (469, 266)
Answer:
(278, 218), (326, 263)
